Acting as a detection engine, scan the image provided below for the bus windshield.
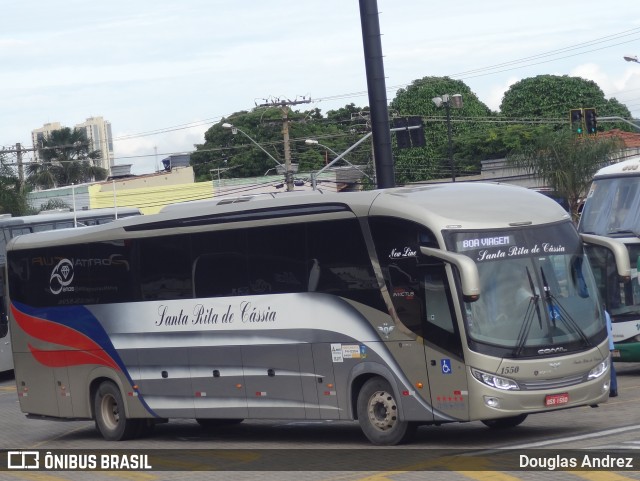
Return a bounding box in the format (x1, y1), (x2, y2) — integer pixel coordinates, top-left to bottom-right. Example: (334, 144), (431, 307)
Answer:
(447, 222), (605, 358)
(580, 176), (640, 237)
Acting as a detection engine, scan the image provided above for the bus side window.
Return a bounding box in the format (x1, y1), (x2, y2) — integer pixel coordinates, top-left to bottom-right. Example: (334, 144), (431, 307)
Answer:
(370, 217), (462, 356)
(32, 223), (54, 233)
(139, 235), (192, 301)
(421, 264), (462, 358)
(247, 223), (307, 295)
(307, 219), (385, 311)
(54, 221), (74, 229)
(10, 227), (32, 238)
(193, 253), (249, 298)
(191, 229), (249, 298)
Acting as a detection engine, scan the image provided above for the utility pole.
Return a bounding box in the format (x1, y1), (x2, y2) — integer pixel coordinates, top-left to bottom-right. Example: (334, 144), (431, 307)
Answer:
(0, 143), (36, 191)
(359, 0), (395, 188)
(258, 97), (311, 191)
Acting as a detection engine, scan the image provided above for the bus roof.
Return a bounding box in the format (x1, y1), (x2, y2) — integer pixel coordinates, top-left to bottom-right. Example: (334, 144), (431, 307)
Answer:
(7, 183), (570, 251)
(593, 155), (640, 178)
(0, 207), (141, 228)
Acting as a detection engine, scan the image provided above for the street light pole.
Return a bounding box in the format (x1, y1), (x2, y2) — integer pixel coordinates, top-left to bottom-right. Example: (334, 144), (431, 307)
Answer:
(445, 102), (454, 182)
(221, 123), (282, 167)
(432, 94), (463, 182)
(624, 55), (639, 63)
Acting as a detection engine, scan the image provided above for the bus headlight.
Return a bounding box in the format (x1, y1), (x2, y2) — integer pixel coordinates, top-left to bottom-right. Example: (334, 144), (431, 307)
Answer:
(471, 368), (520, 390)
(587, 358), (609, 380)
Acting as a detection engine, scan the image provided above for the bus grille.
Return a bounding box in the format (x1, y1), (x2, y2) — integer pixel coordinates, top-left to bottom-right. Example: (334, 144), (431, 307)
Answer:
(518, 374), (585, 390)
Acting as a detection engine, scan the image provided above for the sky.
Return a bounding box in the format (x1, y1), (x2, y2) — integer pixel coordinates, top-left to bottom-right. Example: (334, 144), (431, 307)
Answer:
(1, 0), (639, 175)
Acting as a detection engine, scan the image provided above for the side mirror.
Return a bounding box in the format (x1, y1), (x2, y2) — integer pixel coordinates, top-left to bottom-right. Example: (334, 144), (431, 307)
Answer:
(420, 247), (480, 302)
(580, 233), (631, 281)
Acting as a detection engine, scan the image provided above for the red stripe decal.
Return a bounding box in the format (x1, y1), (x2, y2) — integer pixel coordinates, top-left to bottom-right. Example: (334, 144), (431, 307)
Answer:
(12, 304), (120, 371)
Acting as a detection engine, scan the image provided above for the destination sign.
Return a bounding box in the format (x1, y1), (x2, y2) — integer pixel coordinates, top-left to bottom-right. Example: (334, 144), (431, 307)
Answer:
(456, 235), (513, 252)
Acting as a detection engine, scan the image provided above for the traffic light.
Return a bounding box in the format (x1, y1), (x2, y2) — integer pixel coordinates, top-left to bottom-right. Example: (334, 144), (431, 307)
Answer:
(392, 118), (411, 149)
(408, 116), (426, 147)
(392, 117), (425, 149)
(570, 109), (584, 135)
(584, 108), (597, 134)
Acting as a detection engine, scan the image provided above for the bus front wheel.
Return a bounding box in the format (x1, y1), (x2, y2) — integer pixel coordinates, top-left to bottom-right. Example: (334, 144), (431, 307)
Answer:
(94, 381), (139, 441)
(356, 377), (416, 445)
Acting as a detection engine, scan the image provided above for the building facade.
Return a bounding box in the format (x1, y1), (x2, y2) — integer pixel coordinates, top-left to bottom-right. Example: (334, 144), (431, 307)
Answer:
(30, 122), (63, 160)
(31, 117), (114, 170)
(74, 116), (114, 170)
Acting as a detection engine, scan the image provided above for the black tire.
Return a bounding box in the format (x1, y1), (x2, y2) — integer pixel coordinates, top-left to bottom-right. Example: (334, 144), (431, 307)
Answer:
(196, 418), (244, 429)
(482, 414), (528, 429)
(356, 377), (416, 445)
(94, 381), (139, 441)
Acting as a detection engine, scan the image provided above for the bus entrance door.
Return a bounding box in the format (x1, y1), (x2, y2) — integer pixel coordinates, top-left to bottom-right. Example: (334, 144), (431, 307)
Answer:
(424, 346), (469, 421)
(422, 267), (469, 421)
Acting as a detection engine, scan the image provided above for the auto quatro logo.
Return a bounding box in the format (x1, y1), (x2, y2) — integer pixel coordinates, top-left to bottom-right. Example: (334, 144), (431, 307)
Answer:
(378, 323), (394, 339)
(49, 258), (75, 295)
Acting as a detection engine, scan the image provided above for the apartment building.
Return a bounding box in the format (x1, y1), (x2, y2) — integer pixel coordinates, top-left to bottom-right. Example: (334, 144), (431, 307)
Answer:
(31, 117), (114, 170)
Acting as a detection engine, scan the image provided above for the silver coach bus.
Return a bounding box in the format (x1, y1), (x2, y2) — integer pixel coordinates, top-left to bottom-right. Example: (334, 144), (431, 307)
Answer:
(6, 184), (628, 445)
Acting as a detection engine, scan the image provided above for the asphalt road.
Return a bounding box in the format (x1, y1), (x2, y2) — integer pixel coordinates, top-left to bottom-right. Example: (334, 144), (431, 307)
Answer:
(0, 364), (639, 481)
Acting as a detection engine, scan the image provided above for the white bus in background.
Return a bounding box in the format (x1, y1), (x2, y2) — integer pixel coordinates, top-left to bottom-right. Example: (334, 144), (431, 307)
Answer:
(578, 155), (640, 361)
(7, 184), (627, 445)
(0, 207), (141, 373)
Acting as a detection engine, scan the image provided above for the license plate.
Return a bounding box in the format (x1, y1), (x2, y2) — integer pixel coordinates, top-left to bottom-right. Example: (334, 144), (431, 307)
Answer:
(612, 349), (621, 359)
(544, 393), (569, 407)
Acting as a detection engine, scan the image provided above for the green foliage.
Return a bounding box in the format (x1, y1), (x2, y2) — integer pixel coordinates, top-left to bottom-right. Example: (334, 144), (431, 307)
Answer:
(455, 125), (552, 162)
(38, 198), (71, 212)
(28, 128), (108, 188)
(508, 128), (624, 219)
(0, 156), (30, 216)
(188, 75), (636, 189)
(500, 75), (633, 131)
(191, 105), (374, 185)
(390, 76), (493, 182)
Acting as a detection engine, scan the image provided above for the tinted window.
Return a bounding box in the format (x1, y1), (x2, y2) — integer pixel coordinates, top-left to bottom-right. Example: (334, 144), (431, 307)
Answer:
(248, 223), (307, 295)
(307, 219), (385, 311)
(86, 241), (136, 304)
(370, 217), (461, 355)
(192, 229), (249, 297)
(138, 235), (192, 301)
(8, 242), (135, 307)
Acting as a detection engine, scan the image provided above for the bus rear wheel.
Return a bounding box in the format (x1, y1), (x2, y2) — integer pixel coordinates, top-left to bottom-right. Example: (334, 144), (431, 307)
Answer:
(357, 377), (416, 445)
(481, 414), (528, 429)
(94, 381), (139, 441)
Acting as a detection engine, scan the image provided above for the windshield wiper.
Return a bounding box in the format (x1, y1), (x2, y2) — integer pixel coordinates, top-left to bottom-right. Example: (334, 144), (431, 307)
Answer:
(540, 267), (591, 347)
(514, 267), (542, 357)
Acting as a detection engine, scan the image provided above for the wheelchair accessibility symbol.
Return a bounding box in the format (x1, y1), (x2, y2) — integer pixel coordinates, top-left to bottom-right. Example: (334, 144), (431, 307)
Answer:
(441, 359), (452, 374)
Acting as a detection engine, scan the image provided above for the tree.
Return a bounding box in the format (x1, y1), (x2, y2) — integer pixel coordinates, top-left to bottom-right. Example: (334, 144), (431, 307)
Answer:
(454, 124), (553, 162)
(38, 198), (71, 212)
(0, 157), (30, 215)
(507, 129), (624, 220)
(191, 106), (374, 186)
(390, 76), (493, 183)
(28, 127), (107, 189)
(500, 75), (633, 131)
